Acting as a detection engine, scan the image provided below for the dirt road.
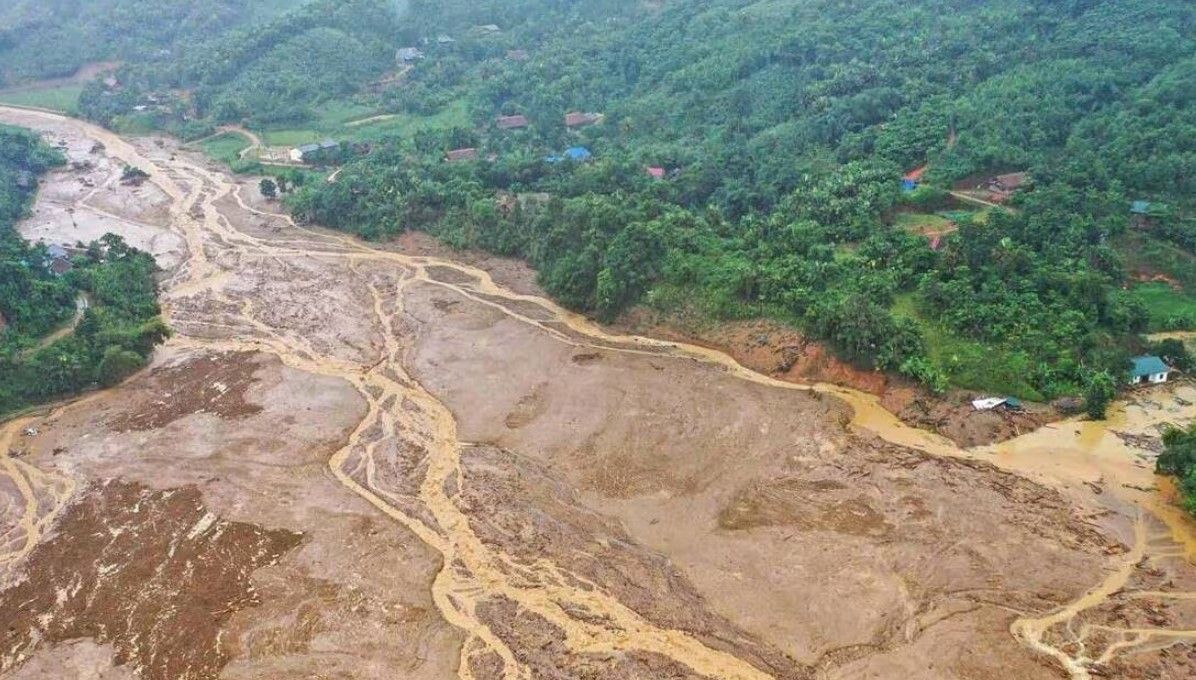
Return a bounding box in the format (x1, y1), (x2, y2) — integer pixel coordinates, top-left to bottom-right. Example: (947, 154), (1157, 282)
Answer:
(2, 106), (1196, 679)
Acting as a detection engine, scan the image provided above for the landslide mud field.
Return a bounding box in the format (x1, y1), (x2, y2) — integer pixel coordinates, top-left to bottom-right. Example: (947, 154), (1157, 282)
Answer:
(2, 107), (1196, 679)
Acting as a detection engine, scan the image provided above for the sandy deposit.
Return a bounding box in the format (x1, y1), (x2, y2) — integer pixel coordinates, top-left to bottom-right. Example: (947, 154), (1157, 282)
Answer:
(1, 106), (1195, 680)
(10, 114), (183, 269)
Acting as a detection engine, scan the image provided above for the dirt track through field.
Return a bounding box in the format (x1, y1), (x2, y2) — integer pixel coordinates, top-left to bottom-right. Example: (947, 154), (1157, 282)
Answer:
(2, 105), (1196, 679)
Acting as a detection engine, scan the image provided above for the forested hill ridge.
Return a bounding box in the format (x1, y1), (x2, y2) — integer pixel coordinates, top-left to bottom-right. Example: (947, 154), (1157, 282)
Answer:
(0, 0), (312, 87)
(26, 0), (1196, 401)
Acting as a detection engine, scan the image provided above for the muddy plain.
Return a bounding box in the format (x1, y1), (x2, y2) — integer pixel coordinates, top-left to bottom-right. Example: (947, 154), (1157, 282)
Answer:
(1, 107), (1196, 679)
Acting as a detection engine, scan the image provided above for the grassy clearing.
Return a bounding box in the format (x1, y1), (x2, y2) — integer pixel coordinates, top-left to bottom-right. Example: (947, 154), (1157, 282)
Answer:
(0, 84), (83, 112)
(893, 212), (953, 235)
(258, 99), (471, 147)
(1126, 282), (1196, 331)
(892, 294), (1048, 399)
(200, 132), (252, 164)
(1121, 233), (1196, 289)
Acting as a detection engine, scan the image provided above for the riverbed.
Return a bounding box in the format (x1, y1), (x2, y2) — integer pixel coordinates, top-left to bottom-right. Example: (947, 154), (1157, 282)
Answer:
(1, 106), (1195, 680)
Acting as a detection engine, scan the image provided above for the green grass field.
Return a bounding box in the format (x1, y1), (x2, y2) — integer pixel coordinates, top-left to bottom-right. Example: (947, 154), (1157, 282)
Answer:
(893, 212), (954, 235)
(259, 99), (471, 147)
(892, 294), (1049, 399)
(0, 84), (83, 112)
(1127, 282), (1196, 331)
(1121, 233), (1196, 289)
(200, 132), (252, 163)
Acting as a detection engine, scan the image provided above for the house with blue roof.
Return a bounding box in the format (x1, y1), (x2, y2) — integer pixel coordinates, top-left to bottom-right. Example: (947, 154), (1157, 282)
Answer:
(564, 147), (592, 162)
(546, 147), (593, 164)
(1129, 356), (1171, 386)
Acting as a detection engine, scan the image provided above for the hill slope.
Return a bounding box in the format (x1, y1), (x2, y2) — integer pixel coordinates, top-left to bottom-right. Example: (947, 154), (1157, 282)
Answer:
(32, 0), (1196, 399)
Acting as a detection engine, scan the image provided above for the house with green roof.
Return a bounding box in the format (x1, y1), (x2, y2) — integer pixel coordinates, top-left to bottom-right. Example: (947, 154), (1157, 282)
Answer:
(1129, 355), (1172, 386)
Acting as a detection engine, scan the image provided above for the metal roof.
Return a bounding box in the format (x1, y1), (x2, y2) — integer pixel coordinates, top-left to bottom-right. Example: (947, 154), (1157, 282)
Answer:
(1130, 356), (1169, 377)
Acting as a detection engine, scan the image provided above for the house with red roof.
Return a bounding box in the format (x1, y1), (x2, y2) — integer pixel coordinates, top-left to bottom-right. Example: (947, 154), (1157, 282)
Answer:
(445, 148), (479, 162)
(496, 115), (530, 130)
(565, 112), (604, 128)
(646, 166), (666, 179)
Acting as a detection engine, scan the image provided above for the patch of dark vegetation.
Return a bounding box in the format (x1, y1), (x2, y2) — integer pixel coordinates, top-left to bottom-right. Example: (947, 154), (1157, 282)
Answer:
(0, 479), (302, 679)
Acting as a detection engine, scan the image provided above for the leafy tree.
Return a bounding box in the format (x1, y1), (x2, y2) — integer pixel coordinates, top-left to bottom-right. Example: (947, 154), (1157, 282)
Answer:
(1083, 370), (1117, 420)
(1157, 423), (1196, 516)
(259, 178), (278, 199)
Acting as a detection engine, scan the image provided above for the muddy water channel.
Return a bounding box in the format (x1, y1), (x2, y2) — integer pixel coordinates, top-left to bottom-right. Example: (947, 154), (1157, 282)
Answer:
(1, 106), (1195, 679)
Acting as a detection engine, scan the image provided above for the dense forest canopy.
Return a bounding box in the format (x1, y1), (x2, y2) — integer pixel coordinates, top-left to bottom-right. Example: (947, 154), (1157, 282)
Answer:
(22, 0), (1196, 400)
(0, 126), (167, 416)
(0, 0), (310, 87)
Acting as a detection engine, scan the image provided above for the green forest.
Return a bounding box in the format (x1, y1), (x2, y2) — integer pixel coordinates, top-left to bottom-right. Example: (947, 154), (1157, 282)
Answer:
(0, 126), (167, 416)
(293, 0), (1196, 402)
(1158, 422), (1196, 515)
(11, 0), (1194, 404)
(0, 0), (308, 86)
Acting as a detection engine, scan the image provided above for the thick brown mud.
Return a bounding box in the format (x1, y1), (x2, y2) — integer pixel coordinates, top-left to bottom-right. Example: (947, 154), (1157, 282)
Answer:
(0, 106), (1194, 679)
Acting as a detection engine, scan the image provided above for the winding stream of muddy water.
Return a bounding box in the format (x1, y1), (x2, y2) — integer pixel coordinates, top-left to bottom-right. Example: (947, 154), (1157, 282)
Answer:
(2, 106), (1195, 678)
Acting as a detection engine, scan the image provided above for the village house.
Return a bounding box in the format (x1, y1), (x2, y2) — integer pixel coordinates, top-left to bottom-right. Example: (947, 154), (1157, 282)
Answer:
(902, 166), (926, 192)
(45, 244), (73, 276)
(1129, 200), (1169, 230)
(290, 140), (339, 164)
(496, 115), (530, 130)
(565, 112), (604, 128)
(646, 166), (665, 179)
(290, 145), (317, 163)
(1129, 355), (1172, 386)
(564, 147), (592, 162)
(445, 148), (479, 162)
(396, 47), (424, 64)
(984, 172), (1028, 202)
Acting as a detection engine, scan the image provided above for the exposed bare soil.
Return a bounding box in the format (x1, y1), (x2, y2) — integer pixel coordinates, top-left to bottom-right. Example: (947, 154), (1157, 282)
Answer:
(1, 107), (1195, 680)
(0, 480), (302, 679)
(618, 312), (1053, 447)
